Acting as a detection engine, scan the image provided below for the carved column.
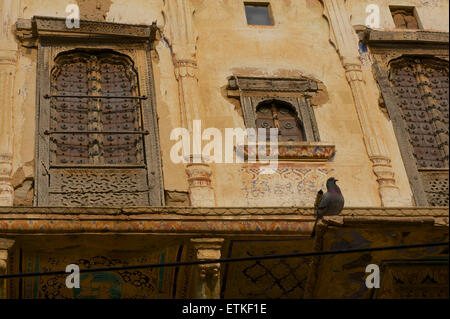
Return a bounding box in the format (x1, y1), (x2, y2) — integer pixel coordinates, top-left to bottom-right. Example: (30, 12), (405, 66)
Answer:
(0, 238), (15, 299)
(322, 0), (407, 206)
(163, 0), (216, 206)
(185, 155), (216, 206)
(191, 238), (224, 299)
(0, 0), (21, 206)
(163, 0), (200, 132)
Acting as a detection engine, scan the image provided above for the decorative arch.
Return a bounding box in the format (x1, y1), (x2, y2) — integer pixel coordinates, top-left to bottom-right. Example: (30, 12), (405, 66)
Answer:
(255, 99), (306, 142)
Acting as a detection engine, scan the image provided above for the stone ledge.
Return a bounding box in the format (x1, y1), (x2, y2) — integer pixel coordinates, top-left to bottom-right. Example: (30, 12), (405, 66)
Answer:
(16, 16), (159, 47)
(355, 26), (449, 45)
(236, 142), (335, 162)
(0, 207), (447, 235)
(0, 206), (448, 216)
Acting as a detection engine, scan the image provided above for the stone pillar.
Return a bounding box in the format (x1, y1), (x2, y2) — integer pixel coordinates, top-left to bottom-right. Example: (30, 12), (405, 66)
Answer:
(322, 0), (407, 206)
(163, 0), (216, 206)
(0, 238), (15, 299)
(185, 156), (216, 206)
(191, 238), (224, 299)
(163, 0), (200, 132)
(0, 0), (21, 206)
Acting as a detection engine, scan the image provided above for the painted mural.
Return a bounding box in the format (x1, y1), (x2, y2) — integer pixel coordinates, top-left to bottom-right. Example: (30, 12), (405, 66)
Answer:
(20, 248), (180, 299)
(222, 240), (313, 299)
(241, 164), (334, 206)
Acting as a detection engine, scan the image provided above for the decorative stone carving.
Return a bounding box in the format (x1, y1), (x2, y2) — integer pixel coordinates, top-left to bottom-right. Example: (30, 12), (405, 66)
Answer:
(162, 0), (200, 131)
(0, 0), (20, 207)
(16, 16), (158, 46)
(0, 238), (15, 299)
(185, 156), (216, 207)
(191, 238), (224, 299)
(228, 76), (322, 142)
(236, 141), (335, 162)
(162, 1), (216, 207)
(321, 0), (407, 206)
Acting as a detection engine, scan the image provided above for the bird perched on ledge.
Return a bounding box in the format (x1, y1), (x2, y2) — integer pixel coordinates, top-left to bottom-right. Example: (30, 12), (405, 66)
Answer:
(311, 177), (344, 238)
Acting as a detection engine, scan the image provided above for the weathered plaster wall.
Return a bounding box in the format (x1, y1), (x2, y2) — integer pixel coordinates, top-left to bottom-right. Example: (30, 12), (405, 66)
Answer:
(7, 0), (448, 207)
(191, 0), (382, 206)
(348, 0), (449, 31)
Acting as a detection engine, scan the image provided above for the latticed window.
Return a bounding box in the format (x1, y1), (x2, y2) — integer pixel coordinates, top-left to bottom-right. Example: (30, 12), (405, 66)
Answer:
(40, 50), (159, 206)
(389, 57), (449, 206)
(256, 101), (305, 142)
(50, 51), (144, 166)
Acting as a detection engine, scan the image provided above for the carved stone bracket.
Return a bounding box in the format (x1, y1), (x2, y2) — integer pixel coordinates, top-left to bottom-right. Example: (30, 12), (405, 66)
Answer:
(0, 238), (15, 299)
(190, 238), (224, 299)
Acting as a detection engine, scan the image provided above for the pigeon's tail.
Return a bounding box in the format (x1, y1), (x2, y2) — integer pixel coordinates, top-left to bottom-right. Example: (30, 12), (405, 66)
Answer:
(310, 215), (319, 238)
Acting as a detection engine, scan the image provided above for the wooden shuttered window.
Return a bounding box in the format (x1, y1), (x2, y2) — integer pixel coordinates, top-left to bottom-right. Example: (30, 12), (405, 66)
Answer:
(390, 57), (449, 206)
(256, 101), (306, 142)
(42, 50), (155, 206)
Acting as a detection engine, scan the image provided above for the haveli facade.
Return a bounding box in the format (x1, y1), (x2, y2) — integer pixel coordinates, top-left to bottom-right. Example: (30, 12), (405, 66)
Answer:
(0, 0), (448, 299)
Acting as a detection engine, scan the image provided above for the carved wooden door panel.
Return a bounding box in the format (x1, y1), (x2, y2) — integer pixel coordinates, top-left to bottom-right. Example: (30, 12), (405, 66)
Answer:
(256, 102), (305, 142)
(45, 51), (152, 206)
(390, 58), (449, 206)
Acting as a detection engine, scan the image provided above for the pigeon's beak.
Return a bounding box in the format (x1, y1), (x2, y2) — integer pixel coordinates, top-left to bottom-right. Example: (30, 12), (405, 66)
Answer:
(335, 179), (339, 182)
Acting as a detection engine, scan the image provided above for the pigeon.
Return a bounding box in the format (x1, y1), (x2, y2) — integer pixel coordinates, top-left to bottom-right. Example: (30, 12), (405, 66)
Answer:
(310, 177), (345, 238)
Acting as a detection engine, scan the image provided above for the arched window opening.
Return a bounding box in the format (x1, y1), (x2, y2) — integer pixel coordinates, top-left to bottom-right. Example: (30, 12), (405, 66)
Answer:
(256, 100), (306, 142)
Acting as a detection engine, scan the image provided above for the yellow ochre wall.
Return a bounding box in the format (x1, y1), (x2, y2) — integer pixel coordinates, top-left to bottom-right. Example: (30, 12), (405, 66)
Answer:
(4, 0), (449, 207)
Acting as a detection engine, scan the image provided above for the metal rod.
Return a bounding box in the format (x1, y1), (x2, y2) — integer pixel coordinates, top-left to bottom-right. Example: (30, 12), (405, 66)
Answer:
(50, 164), (146, 169)
(44, 130), (149, 135)
(44, 94), (147, 100)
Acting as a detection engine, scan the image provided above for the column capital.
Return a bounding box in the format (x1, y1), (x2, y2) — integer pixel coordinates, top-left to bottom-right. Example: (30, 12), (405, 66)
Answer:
(0, 238), (15, 251)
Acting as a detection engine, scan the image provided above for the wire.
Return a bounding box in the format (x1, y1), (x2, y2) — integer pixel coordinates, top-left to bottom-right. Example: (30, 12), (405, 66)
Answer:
(0, 241), (447, 279)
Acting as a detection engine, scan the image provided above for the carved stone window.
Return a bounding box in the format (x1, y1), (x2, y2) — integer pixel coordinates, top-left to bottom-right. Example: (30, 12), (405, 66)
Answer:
(390, 7), (420, 30)
(228, 76), (335, 162)
(389, 57), (449, 206)
(21, 17), (165, 207)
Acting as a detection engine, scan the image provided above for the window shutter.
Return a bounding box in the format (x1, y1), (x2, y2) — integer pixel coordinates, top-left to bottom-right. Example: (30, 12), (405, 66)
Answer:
(45, 51), (153, 206)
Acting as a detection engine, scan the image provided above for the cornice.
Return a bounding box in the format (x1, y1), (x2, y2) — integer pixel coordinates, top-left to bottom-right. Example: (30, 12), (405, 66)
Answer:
(0, 207), (447, 235)
(15, 16), (159, 47)
(356, 26), (449, 46)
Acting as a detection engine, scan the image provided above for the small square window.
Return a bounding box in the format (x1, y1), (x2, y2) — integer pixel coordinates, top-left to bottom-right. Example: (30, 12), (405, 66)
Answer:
(390, 6), (420, 29)
(244, 3), (273, 26)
